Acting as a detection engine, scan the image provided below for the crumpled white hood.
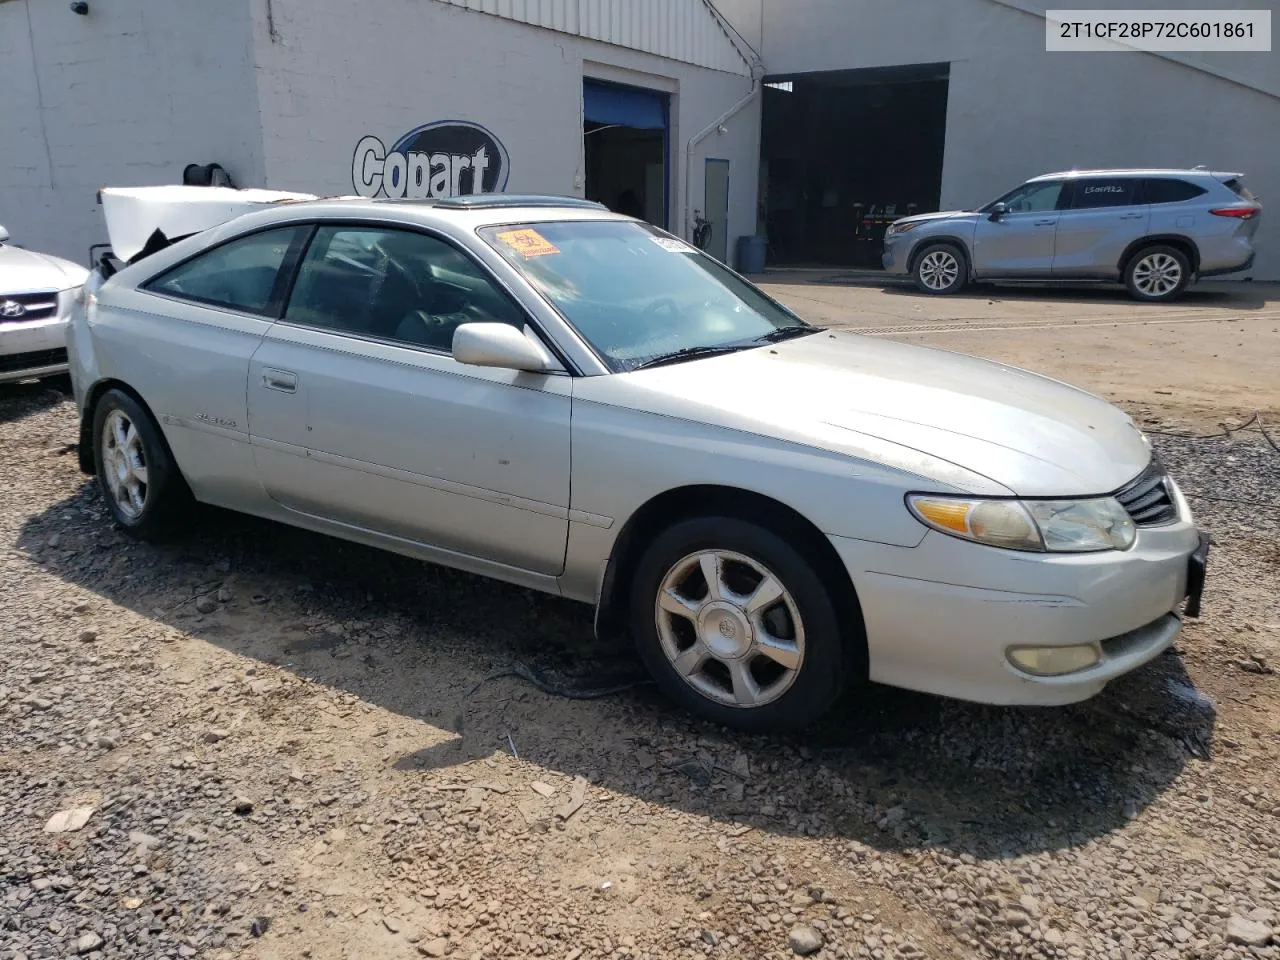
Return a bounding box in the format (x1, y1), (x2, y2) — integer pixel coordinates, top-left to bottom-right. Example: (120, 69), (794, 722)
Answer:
(100, 185), (317, 261)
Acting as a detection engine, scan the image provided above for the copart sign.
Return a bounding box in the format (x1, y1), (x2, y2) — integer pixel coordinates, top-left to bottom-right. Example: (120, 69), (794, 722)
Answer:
(352, 121), (510, 199)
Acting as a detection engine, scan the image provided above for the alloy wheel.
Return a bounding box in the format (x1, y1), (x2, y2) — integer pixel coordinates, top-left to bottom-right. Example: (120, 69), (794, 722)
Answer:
(1132, 252), (1183, 298)
(918, 250), (960, 291)
(101, 409), (149, 520)
(654, 550), (805, 709)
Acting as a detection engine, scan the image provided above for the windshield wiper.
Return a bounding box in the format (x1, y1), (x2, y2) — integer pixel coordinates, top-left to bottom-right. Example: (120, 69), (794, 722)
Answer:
(753, 325), (823, 344)
(630, 344), (749, 371)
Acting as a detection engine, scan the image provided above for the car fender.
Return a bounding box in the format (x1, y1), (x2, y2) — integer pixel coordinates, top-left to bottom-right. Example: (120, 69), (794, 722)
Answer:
(907, 233), (975, 277)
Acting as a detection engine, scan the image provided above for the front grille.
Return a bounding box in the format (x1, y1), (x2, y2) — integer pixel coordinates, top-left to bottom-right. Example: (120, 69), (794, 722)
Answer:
(1115, 457), (1178, 527)
(0, 348), (68, 375)
(0, 290), (59, 324)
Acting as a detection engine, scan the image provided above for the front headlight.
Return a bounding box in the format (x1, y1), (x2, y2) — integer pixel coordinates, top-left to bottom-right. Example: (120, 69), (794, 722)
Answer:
(885, 221), (920, 237)
(907, 495), (1136, 553)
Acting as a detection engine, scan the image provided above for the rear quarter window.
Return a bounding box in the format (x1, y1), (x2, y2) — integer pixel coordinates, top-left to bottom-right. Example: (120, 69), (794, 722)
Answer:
(1142, 179), (1208, 204)
(142, 226), (307, 316)
(1222, 178), (1257, 202)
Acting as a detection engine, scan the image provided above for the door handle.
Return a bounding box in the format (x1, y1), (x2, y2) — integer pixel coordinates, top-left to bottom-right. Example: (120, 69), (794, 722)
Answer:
(262, 369), (297, 393)
(1119, 213), (1144, 220)
(1033, 219), (1056, 226)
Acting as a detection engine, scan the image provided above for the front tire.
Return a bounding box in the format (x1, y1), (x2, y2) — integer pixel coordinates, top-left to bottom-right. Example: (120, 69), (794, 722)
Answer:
(912, 242), (968, 295)
(1124, 245), (1190, 302)
(629, 517), (852, 732)
(92, 388), (193, 540)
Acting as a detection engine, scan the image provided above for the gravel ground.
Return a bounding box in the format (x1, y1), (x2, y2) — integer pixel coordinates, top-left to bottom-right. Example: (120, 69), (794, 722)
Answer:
(1, 381), (1278, 960)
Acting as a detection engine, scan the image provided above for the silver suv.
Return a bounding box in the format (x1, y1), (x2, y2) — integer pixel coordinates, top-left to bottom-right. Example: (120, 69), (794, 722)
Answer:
(882, 169), (1261, 302)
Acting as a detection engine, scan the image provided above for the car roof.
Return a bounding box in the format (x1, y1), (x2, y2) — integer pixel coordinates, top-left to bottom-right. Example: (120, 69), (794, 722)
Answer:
(1028, 168), (1243, 182)
(178, 195), (637, 251)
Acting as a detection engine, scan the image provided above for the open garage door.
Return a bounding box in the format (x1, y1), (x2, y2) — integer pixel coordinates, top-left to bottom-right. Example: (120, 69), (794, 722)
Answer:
(584, 79), (669, 229)
(760, 63), (950, 268)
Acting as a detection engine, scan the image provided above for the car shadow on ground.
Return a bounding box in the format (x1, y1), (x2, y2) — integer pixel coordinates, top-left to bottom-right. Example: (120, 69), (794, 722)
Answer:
(17, 483), (1216, 861)
(0, 378), (71, 426)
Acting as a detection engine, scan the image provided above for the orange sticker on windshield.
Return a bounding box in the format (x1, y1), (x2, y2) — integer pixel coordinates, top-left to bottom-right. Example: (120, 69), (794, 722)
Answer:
(496, 228), (560, 259)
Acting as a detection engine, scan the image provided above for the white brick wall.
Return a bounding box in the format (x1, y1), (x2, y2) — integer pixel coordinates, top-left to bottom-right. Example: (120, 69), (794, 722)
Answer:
(0, 0), (761, 264)
(0, 0), (265, 264)
(248, 0), (760, 248)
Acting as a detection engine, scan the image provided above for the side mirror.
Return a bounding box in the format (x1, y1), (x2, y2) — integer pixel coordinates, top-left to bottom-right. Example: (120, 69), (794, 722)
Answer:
(0, 225), (9, 244)
(452, 322), (554, 373)
(987, 202), (1009, 222)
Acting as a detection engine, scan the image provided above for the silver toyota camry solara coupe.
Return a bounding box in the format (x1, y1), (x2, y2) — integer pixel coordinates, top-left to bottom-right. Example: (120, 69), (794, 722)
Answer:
(67, 191), (1210, 731)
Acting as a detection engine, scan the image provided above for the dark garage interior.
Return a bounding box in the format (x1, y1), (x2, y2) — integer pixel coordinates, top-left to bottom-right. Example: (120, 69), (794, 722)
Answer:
(759, 63), (950, 268)
(583, 80), (669, 229)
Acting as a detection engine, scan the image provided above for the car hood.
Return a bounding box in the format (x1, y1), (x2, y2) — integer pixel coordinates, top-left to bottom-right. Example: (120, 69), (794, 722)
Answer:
(616, 332), (1151, 497)
(0, 244), (89, 292)
(891, 210), (974, 227)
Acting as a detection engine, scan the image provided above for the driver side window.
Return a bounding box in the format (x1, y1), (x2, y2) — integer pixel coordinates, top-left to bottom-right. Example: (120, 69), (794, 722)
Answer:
(283, 226), (526, 352)
(1000, 181), (1064, 214)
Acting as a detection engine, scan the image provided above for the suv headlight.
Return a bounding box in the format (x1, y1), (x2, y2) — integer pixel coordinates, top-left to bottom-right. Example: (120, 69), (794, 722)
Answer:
(907, 495), (1136, 553)
(885, 221), (920, 237)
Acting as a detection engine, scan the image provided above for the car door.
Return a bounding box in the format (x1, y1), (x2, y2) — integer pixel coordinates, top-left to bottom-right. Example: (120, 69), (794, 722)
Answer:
(246, 223), (572, 576)
(970, 180), (1065, 277)
(115, 224), (311, 511)
(1051, 177), (1150, 278)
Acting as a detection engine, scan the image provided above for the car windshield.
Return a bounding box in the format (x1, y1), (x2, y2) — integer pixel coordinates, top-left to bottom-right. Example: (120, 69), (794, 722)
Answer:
(479, 219), (816, 371)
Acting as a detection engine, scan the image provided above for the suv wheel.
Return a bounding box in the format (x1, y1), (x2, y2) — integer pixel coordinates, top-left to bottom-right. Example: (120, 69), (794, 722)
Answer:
(1125, 245), (1190, 302)
(629, 516), (853, 732)
(912, 243), (967, 295)
(92, 388), (194, 540)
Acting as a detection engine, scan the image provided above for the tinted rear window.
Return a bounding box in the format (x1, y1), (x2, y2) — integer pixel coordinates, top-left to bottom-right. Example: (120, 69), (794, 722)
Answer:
(1070, 178), (1140, 209)
(1142, 178), (1208, 204)
(1222, 178), (1256, 202)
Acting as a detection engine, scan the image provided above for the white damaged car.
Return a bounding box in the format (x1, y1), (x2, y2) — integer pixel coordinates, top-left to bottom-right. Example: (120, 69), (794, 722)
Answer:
(0, 223), (88, 383)
(67, 187), (1210, 731)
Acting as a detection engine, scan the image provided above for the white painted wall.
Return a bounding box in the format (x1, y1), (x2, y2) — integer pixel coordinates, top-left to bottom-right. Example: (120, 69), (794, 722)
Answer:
(720, 0), (1280, 279)
(0, 0), (266, 265)
(247, 0), (761, 255)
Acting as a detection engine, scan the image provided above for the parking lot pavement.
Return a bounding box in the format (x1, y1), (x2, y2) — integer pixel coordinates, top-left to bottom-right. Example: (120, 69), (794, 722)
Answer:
(758, 274), (1280, 428)
(1, 288), (1278, 960)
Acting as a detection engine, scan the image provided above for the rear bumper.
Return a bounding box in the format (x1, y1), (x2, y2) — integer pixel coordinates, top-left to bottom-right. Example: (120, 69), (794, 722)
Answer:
(0, 317), (70, 382)
(830, 511), (1202, 706)
(1199, 249), (1255, 278)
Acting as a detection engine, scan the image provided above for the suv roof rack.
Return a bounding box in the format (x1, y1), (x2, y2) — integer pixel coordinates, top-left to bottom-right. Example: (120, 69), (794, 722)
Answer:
(430, 194), (608, 211)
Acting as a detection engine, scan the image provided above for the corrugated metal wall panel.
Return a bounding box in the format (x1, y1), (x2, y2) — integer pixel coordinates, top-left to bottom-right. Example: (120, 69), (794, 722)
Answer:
(432, 0), (750, 75)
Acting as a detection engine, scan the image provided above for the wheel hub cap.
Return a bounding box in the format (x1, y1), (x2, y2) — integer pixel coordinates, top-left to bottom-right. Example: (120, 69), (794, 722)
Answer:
(654, 549), (806, 709)
(699, 602), (754, 659)
(100, 409), (149, 520)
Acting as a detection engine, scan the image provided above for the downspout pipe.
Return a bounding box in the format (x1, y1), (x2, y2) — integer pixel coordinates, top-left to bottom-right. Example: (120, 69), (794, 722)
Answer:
(683, 64), (763, 243)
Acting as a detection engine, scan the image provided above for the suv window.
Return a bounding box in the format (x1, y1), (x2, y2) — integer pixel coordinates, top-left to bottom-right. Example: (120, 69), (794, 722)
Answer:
(283, 226), (526, 351)
(1142, 178), (1207, 204)
(990, 181), (1065, 213)
(145, 226), (307, 315)
(1222, 177), (1256, 202)
(1069, 178), (1140, 209)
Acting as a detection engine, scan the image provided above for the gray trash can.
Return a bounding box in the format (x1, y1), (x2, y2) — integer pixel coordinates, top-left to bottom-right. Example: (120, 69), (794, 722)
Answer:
(735, 235), (768, 275)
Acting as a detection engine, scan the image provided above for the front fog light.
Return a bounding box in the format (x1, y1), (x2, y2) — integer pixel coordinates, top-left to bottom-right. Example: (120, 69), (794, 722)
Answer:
(1007, 644), (1100, 677)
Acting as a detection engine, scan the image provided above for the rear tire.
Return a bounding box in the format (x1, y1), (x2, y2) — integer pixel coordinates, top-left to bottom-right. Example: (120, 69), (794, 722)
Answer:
(1124, 245), (1190, 302)
(92, 388), (194, 541)
(629, 516), (852, 732)
(912, 242), (968, 295)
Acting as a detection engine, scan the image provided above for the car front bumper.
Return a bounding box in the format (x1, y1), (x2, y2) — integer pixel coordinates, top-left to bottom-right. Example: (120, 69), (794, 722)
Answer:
(0, 316), (70, 383)
(830, 513), (1205, 706)
(881, 235), (911, 275)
